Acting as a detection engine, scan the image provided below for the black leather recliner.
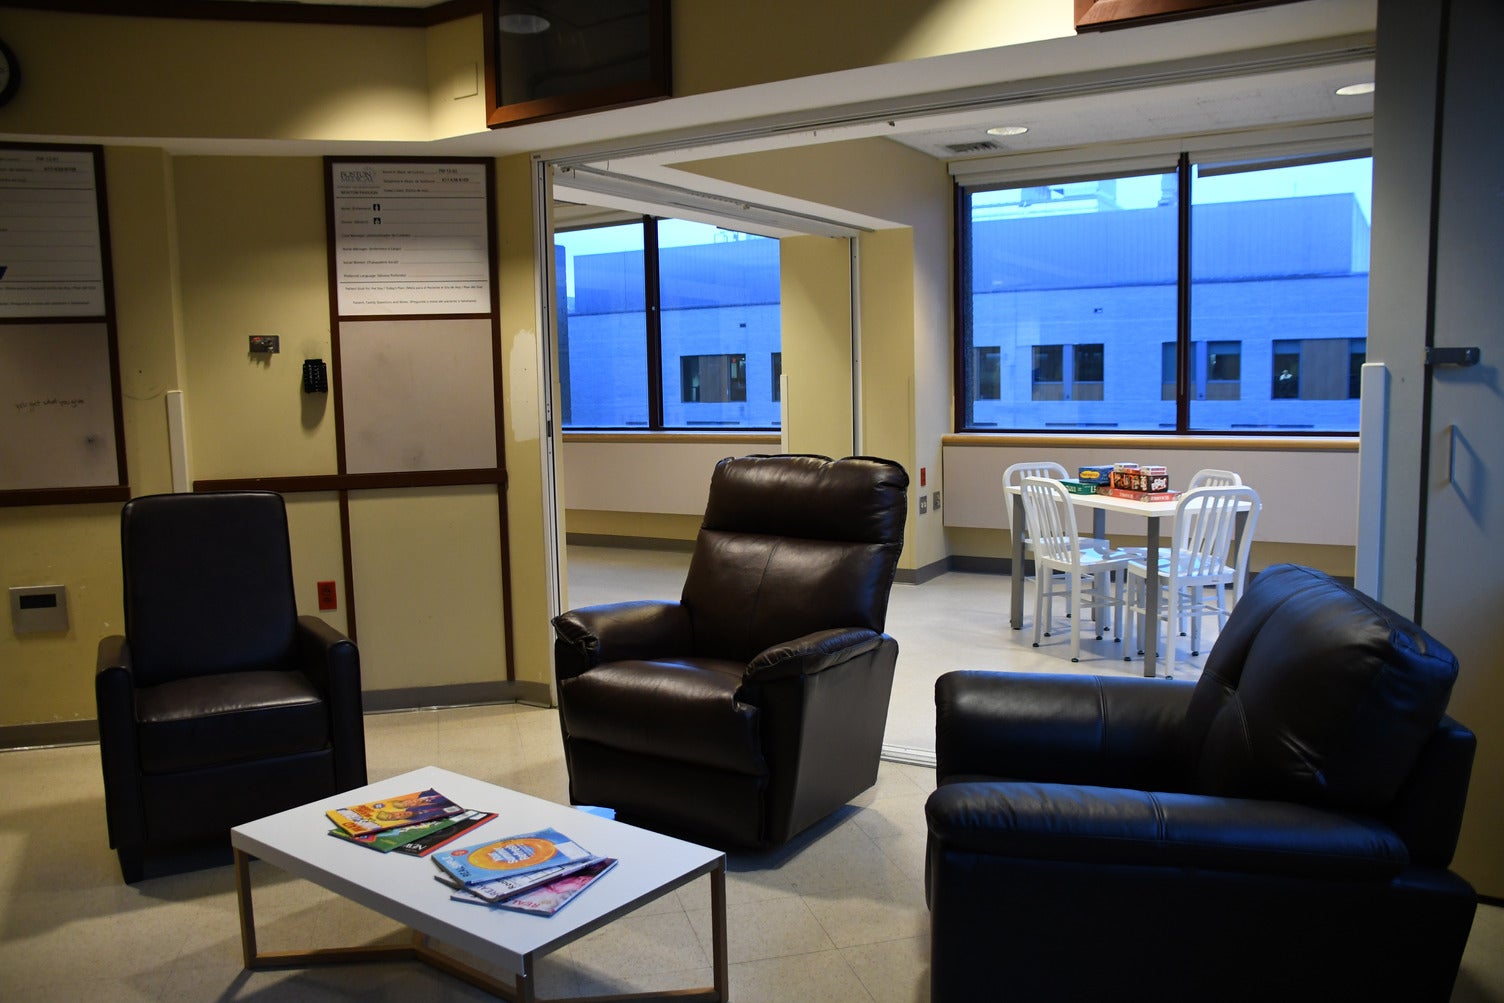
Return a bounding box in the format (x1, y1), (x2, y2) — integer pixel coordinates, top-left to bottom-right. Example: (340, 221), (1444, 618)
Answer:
(96, 491), (367, 883)
(552, 454), (908, 849)
(927, 564), (1477, 1002)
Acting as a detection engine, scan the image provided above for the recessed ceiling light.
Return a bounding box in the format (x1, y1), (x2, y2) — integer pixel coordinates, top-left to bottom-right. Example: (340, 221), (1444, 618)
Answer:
(499, 13), (551, 34)
(1335, 82), (1375, 96)
(986, 126), (1029, 137)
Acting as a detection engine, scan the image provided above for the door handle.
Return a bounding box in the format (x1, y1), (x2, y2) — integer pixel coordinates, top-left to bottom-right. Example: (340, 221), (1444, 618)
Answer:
(1426, 346), (1481, 367)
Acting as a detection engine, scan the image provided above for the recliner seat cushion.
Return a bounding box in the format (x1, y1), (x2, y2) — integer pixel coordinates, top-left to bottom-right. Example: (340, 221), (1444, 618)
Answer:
(136, 670), (330, 774)
(558, 658), (766, 775)
(1187, 564), (1459, 812)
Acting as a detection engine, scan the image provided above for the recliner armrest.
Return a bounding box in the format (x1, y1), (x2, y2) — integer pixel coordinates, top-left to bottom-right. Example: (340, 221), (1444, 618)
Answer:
(294, 615), (367, 790)
(744, 628), (885, 682)
(552, 600), (694, 679)
(95, 636), (145, 849)
(936, 669), (1194, 791)
(926, 780), (1409, 879)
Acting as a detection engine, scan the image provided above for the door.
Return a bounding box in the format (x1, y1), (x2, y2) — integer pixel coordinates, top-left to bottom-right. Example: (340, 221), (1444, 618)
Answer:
(1418, 0), (1504, 897)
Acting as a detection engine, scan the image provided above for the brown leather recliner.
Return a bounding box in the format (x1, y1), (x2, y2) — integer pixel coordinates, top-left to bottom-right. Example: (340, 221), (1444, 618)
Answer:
(926, 564), (1477, 1001)
(552, 454), (908, 849)
(96, 491), (367, 883)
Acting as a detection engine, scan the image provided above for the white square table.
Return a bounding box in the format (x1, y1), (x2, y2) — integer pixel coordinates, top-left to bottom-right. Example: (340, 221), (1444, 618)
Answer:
(231, 766), (728, 1002)
(1006, 486), (1251, 677)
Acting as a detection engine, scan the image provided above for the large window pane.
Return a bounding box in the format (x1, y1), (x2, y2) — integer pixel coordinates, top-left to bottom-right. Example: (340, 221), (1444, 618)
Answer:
(961, 173), (1178, 430)
(1189, 156), (1371, 431)
(555, 223), (648, 428)
(657, 220), (780, 429)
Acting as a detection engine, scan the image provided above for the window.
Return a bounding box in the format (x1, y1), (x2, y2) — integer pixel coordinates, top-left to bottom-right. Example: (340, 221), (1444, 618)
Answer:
(1162, 340), (1243, 401)
(958, 153), (1371, 433)
(555, 218), (780, 430)
(1271, 338), (1366, 401)
(681, 354), (746, 403)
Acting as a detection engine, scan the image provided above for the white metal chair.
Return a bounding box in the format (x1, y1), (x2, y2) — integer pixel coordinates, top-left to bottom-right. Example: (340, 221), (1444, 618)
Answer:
(1124, 484), (1261, 677)
(1187, 468), (1242, 489)
(1004, 461), (1112, 627)
(1018, 476), (1136, 662)
(1171, 469), (1244, 641)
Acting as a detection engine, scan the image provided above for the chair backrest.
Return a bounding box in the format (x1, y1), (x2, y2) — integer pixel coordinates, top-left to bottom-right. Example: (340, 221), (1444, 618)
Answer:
(1185, 565), (1468, 863)
(1017, 476), (1082, 569)
(681, 454), (908, 662)
(1186, 468), (1242, 489)
(121, 491), (299, 687)
(1170, 484), (1259, 584)
(1002, 461), (1069, 537)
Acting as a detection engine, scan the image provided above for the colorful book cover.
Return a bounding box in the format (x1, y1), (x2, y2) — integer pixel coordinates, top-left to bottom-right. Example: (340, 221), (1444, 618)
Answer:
(432, 827), (592, 886)
(393, 810), (496, 856)
(329, 809), (495, 854)
(440, 854), (603, 904)
(491, 857), (618, 916)
(325, 788), (465, 837)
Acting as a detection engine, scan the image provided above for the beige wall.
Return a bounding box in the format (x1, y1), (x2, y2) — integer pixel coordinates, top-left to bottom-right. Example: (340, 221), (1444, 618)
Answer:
(0, 9), (434, 142)
(780, 236), (855, 460)
(672, 0), (1072, 95)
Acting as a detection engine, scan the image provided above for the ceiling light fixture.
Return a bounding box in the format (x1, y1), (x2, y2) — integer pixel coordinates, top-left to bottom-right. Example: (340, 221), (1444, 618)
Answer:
(1335, 82), (1375, 96)
(499, 13), (551, 34)
(986, 125), (1029, 137)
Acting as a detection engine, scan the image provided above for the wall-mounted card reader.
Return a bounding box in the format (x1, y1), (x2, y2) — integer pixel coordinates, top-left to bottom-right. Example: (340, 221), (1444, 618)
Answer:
(303, 358), (329, 394)
(10, 585), (69, 634)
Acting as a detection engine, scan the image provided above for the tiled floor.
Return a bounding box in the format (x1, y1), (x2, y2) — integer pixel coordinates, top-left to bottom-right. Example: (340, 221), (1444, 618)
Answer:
(1, 548), (1498, 1001)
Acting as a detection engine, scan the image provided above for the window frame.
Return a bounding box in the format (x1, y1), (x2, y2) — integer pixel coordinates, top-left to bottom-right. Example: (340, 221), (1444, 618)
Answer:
(953, 144), (1372, 437)
(554, 215), (781, 433)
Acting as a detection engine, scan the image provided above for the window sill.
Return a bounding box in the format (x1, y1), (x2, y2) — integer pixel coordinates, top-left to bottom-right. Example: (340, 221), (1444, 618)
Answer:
(942, 432), (1357, 452)
(562, 430), (782, 445)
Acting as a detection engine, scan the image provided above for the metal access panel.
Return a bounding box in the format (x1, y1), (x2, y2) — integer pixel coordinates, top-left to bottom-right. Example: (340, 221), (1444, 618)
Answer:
(9, 585), (68, 634)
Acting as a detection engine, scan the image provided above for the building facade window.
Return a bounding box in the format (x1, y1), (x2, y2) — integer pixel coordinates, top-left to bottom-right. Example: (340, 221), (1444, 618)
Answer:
(957, 152), (1371, 433)
(555, 217), (780, 430)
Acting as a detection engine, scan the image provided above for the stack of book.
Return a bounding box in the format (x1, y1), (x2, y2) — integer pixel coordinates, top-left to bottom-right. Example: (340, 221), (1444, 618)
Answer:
(326, 788), (495, 857)
(432, 827), (617, 916)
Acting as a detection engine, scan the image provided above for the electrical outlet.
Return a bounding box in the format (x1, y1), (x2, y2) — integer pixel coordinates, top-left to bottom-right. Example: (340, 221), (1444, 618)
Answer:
(918, 495), (928, 515)
(316, 580), (337, 611)
(933, 491), (941, 511)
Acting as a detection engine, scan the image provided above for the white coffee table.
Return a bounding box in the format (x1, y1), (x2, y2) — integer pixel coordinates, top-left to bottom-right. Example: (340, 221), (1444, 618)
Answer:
(230, 765), (728, 1002)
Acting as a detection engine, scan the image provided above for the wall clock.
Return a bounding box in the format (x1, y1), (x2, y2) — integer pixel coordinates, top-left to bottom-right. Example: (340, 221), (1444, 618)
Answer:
(0, 40), (19, 106)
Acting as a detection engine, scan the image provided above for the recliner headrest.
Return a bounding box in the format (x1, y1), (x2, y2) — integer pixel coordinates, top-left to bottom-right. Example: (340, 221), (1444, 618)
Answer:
(1186, 564), (1459, 812)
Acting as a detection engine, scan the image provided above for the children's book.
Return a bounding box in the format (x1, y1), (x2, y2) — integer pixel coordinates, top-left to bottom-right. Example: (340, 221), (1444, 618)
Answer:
(490, 857), (618, 916)
(432, 827), (592, 887)
(440, 854), (603, 904)
(393, 810), (496, 856)
(325, 788), (465, 837)
(329, 809), (495, 854)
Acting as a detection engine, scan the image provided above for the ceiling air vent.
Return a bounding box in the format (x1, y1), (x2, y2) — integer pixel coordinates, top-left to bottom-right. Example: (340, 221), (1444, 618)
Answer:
(943, 141), (1001, 155)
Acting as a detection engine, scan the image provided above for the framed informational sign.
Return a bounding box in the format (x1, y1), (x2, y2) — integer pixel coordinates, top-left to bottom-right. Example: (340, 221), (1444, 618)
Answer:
(329, 161), (491, 317)
(0, 146), (107, 318)
(486, 0), (671, 128)
(0, 143), (127, 504)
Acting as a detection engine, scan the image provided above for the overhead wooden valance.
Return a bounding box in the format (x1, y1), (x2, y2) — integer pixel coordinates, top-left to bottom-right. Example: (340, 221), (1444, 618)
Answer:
(1075, 0), (1303, 32)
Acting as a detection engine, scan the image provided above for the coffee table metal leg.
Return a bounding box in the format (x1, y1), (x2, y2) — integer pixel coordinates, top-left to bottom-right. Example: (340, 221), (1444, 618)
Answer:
(233, 848), (728, 1002)
(711, 860), (728, 1000)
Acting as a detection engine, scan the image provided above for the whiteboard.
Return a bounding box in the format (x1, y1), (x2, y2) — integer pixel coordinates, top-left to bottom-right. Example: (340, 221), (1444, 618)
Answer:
(0, 322), (119, 490)
(339, 317), (497, 474)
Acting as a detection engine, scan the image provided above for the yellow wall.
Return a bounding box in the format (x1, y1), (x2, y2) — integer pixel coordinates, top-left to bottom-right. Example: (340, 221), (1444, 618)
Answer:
(780, 236), (855, 459)
(672, 0), (1072, 95)
(0, 9), (434, 142)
